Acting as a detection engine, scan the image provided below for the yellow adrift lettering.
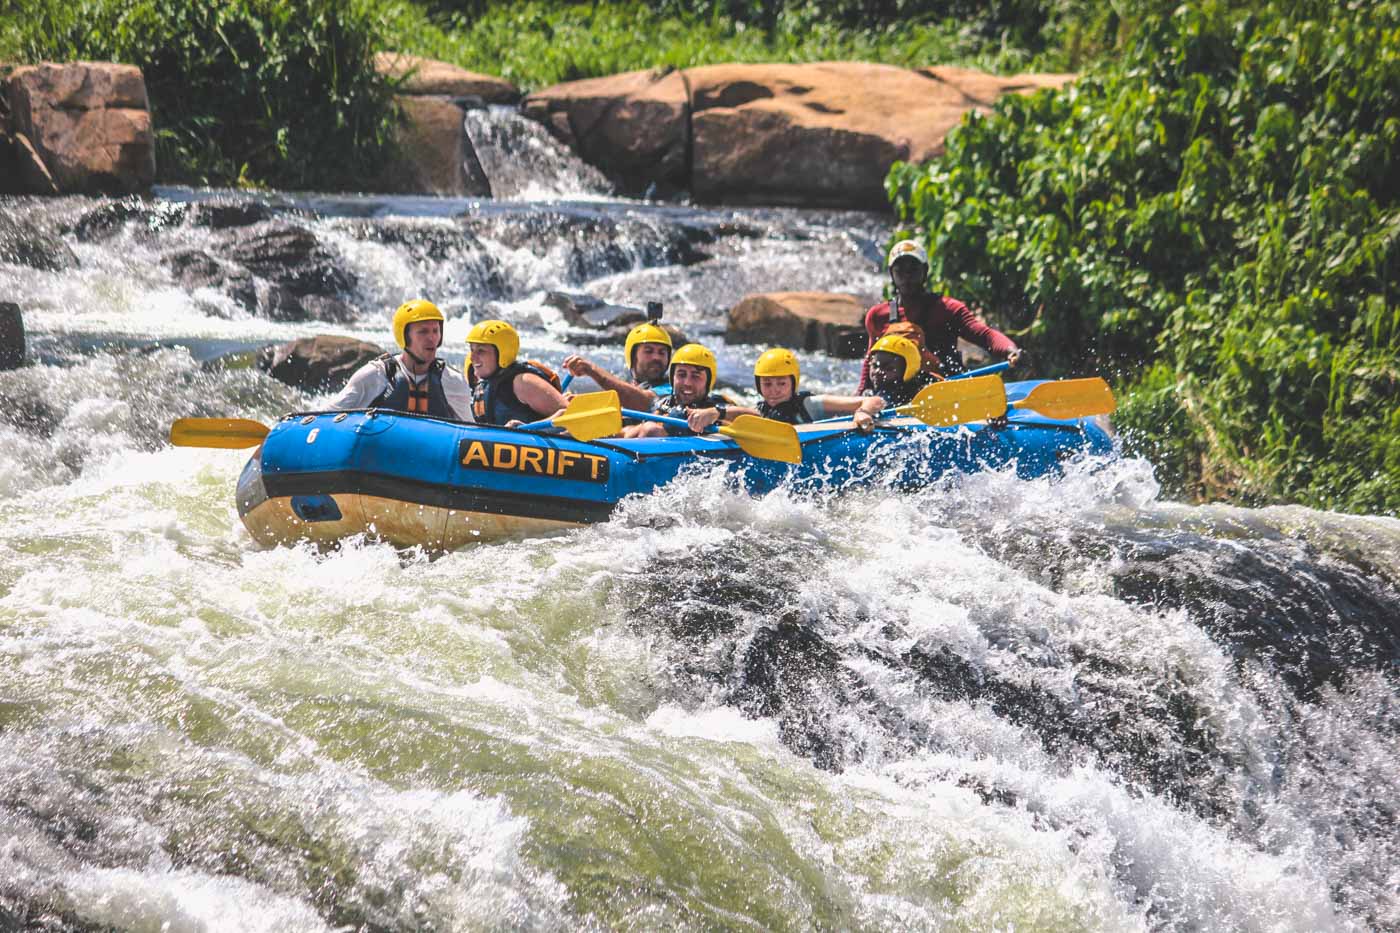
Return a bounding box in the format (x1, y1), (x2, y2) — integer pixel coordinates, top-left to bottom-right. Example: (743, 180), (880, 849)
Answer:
(558, 451), (579, 474)
(493, 443), (519, 470)
(584, 454), (606, 480)
(461, 441), (489, 468)
(519, 448), (545, 474)
(545, 448), (557, 475)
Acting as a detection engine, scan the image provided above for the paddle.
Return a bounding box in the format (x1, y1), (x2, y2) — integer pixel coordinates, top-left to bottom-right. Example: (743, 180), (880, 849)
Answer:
(950, 361), (1010, 380)
(560, 372), (575, 391)
(812, 375), (1008, 428)
(520, 390), (621, 441)
(170, 417), (270, 449)
(1011, 378), (1116, 419)
(621, 408), (802, 464)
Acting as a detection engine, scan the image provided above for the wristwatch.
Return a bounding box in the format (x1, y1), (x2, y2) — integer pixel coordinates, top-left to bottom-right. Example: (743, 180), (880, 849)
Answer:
(714, 402), (728, 421)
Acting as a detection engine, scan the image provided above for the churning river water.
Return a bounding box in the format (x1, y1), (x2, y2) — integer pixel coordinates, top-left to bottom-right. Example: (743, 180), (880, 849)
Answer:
(1, 112), (1398, 932)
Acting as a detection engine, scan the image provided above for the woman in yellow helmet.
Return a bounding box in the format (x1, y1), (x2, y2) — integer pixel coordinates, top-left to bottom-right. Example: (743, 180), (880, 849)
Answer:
(864, 334), (940, 407)
(561, 321), (673, 410)
(466, 319), (569, 426)
(752, 349), (884, 431)
(623, 343), (746, 437)
(329, 299), (474, 420)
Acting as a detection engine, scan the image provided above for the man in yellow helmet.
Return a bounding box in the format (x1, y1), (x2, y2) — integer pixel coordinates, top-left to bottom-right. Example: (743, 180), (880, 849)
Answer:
(623, 343), (740, 437)
(466, 319), (569, 426)
(560, 321), (672, 410)
(864, 334), (939, 407)
(752, 348), (884, 430)
(330, 299), (473, 419)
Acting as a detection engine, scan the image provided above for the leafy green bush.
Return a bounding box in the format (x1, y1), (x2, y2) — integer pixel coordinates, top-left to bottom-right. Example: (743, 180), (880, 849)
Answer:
(888, 0), (1400, 513)
(1, 0), (400, 189)
(380, 0), (1046, 91)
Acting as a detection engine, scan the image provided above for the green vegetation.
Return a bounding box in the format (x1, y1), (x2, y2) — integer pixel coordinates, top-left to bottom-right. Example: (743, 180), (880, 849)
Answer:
(0, 0), (402, 188)
(1, 0), (1080, 186)
(380, 1), (1070, 91)
(888, 0), (1400, 513)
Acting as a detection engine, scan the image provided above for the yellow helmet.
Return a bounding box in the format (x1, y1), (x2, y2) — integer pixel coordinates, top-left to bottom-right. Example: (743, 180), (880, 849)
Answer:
(466, 319), (520, 369)
(669, 343), (717, 395)
(623, 322), (673, 370)
(869, 334), (921, 381)
(753, 348), (800, 392)
(392, 299), (445, 349)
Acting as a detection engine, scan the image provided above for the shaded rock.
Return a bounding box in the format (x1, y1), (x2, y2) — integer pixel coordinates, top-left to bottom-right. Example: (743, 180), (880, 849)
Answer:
(164, 249), (257, 312)
(523, 67), (690, 197)
(298, 295), (358, 324)
(379, 95), (491, 197)
(5, 62), (155, 195)
(543, 291), (644, 329)
(726, 291), (867, 358)
(71, 199), (162, 242)
(375, 53), (519, 103)
(185, 200), (279, 229)
(0, 209), (79, 271)
(569, 321), (688, 348)
(0, 302), (25, 370)
(223, 225), (356, 297)
(256, 335), (384, 393)
(6, 132), (59, 195)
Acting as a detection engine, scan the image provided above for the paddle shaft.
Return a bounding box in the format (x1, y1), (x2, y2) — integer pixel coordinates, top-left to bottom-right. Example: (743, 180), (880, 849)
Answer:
(951, 361), (1010, 380)
(621, 408), (707, 432)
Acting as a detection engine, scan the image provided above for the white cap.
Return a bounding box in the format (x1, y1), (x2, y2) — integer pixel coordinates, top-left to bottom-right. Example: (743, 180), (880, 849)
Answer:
(887, 239), (929, 269)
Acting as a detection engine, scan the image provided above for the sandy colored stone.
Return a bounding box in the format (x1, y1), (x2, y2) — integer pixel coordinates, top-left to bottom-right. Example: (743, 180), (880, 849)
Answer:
(523, 68), (690, 195)
(5, 62), (154, 194)
(521, 60), (1076, 208)
(375, 53), (518, 103)
(727, 291), (869, 358)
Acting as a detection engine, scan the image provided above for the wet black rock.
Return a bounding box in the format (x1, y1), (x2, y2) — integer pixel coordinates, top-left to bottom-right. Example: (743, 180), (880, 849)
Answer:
(256, 334), (384, 392)
(223, 224), (356, 297)
(0, 209), (78, 270)
(0, 302), (25, 370)
(185, 200), (280, 229)
(164, 249), (258, 313)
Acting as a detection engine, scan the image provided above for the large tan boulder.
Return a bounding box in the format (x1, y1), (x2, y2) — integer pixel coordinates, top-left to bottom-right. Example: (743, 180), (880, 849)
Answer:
(522, 68), (690, 195)
(375, 53), (519, 103)
(523, 61), (1073, 209)
(688, 62), (1069, 209)
(5, 62), (155, 195)
(727, 292), (869, 358)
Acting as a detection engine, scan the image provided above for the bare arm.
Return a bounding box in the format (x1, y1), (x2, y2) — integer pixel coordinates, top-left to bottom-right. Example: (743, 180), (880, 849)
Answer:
(813, 395), (884, 432)
(562, 355), (658, 409)
(514, 372), (569, 419)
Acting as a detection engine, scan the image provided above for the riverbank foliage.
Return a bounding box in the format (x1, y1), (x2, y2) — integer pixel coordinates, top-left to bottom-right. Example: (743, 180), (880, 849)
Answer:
(1, 0), (1092, 186)
(382, 0), (1094, 91)
(888, 0), (1400, 513)
(0, 0), (401, 189)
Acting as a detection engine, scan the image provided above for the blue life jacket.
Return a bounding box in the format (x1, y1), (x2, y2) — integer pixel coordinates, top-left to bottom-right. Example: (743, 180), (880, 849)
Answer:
(652, 392), (728, 436)
(472, 361), (561, 425)
(758, 391), (816, 424)
(369, 354), (453, 417)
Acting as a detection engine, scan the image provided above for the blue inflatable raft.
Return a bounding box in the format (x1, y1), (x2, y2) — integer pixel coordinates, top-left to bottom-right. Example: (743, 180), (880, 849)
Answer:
(236, 380), (1115, 549)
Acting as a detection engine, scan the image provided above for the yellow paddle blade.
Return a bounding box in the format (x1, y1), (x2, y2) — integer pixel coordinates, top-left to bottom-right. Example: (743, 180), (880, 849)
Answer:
(1012, 378), (1117, 419)
(718, 414), (802, 464)
(896, 375), (1007, 426)
(551, 390), (622, 442)
(169, 417), (269, 449)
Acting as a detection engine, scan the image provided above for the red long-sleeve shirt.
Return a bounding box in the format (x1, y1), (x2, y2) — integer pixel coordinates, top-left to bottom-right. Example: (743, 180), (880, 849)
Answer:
(857, 292), (1018, 392)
